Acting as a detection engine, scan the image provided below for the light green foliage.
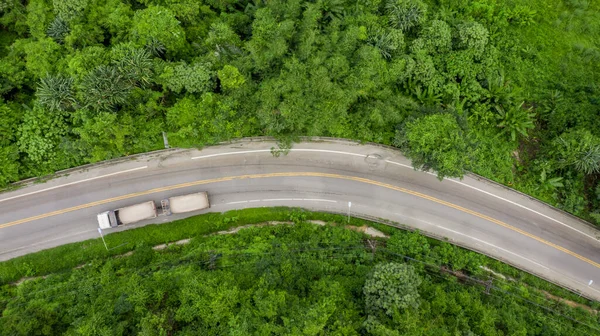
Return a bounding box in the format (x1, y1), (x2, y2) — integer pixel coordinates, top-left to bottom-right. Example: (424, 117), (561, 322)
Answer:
(364, 263), (421, 315)
(0, 101), (21, 146)
(368, 28), (405, 60)
(549, 129), (600, 175)
(0, 145), (19, 187)
(65, 46), (108, 81)
(218, 65), (245, 91)
(399, 114), (468, 179)
(131, 6), (186, 55)
(246, 8), (295, 71)
(17, 104), (67, 166)
(19, 38), (63, 79)
(166, 93), (243, 147)
(159, 62), (213, 94)
(93, 0), (134, 43)
(204, 21), (242, 61)
(26, 0), (54, 39)
(73, 111), (134, 162)
(52, 0), (88, 22)
(455, 21), (489, 58)
(420, 20), (451, 52)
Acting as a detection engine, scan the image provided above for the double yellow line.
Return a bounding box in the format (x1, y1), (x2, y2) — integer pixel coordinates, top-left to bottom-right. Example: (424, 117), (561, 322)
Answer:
(2, 172), (599, 269)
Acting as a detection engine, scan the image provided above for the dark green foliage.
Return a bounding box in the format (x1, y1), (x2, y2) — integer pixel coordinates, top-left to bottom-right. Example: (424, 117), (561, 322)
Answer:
(386, 0), (428, 33)
(79, 65), (132, 112)
(36, 74), (76, 111)
(1, 0), (600, 225)
(46, 15), (69, 43)
(112, 46), (154, 89)
(494, 102), (535, 141)
(0, 213), (596, 335)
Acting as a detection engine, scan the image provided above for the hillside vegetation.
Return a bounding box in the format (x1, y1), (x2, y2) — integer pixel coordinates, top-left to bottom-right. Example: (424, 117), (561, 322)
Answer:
(1, 0), (600, 222)
(1, 214), (598, 335)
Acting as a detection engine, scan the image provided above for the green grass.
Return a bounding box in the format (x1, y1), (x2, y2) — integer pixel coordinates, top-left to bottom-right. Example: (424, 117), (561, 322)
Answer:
(1, 207), (597, 310)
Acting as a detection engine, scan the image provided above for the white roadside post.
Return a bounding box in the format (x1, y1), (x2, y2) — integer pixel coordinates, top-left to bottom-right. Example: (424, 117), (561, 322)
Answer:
(578, 280), (594, 298)
(347, 201), (352, 223)
(97, 228), (108, 251)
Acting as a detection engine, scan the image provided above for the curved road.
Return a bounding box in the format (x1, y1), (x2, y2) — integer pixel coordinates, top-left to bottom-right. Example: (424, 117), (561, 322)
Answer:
(1, 139), (600, 300)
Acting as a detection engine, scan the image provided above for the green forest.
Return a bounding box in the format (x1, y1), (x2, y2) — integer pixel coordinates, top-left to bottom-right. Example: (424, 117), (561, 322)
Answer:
(1, 218), (599, 335)
(1, 0), (600, 221)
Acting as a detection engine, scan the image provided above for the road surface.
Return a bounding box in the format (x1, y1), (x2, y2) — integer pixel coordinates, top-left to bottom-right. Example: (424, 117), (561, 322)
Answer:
(1, 139), (600, 300)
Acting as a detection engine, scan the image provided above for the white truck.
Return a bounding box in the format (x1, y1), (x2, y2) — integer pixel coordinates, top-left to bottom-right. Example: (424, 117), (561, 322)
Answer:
(97, 201), (158, 229)
(97, 192), (209, 229)
(161, 192), (210, 216)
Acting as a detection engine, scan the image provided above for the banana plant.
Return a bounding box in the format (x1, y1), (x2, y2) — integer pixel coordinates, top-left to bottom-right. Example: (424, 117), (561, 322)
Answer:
(495, 101), (535, 141)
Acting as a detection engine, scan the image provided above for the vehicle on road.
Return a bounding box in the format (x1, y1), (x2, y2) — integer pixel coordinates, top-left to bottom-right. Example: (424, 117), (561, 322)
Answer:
(97, 201), (157, 229)
(161, 192), (210, 215)
(97, 192), (210, 229)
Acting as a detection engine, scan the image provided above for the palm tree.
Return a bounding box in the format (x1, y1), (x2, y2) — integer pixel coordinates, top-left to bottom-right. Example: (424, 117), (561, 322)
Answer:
(36, 75), (77, 112)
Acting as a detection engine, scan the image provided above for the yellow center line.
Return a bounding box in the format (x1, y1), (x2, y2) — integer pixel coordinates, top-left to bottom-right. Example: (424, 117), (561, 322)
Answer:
(2, 172), (599, 269)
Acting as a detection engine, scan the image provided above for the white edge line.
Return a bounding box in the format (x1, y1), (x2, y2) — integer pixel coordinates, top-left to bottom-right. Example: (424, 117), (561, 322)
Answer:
(191, 149), (596, 242)
(226, 201), (248, 205)
(261, 198), (295, 202)
(435, 225), (549, 270)
(386, 159), (598, 242)
(191, 148), (366, 160)
(191, 150), (271, 159)
(302, 198), (337, 203)
(0, 166), (148, 203)
(446, 178), (598, 241)
(0, 229), (97, 255)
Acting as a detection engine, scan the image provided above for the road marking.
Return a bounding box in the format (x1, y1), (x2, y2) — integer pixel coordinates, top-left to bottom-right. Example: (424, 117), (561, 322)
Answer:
(194, 149), (596, 242)
(435, 225), (549, 270)
(1, 172), (599, 270)
(445, 177), (598, 241)
(227, 198), (338, 204)
(191, 149), (366, 160)
(261, 198), (296, 202)
(0, 166), (149, 203)
(302, 198), (337, 203)
(260, 198), (337, 203)
(384, 158), (598, 241)
(226, 201), (248, 205)
(0, 229), (96, 256)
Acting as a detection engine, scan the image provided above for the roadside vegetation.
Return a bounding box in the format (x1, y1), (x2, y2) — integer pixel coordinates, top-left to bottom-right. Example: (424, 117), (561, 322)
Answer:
(1, 209), (598, 335)
(1, 1), (600, 223)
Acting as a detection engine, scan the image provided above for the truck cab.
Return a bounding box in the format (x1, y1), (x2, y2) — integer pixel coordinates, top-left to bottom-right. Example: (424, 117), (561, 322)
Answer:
(97, 211), (118, 229)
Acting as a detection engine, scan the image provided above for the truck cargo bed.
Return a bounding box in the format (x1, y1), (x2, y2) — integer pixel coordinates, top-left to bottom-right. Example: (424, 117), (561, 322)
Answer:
(116, 201), (157, 224)
(168, 192), (210, 214)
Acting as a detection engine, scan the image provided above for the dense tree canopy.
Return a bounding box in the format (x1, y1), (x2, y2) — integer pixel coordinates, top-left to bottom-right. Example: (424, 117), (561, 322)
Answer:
(0, 223), (596, 335)
(1, 0), (600, 223)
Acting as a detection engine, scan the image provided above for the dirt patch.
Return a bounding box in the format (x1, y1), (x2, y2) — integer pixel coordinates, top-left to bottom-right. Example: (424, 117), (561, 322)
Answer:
(307, 220), (327, 226)
(542, 290), (598, 314)
(480, 266), (516, 282)
(214, 221), (294, 235)
(13, 275), (48, 286)
(346, 225), (389, 238)
(153, 238), (192, 251)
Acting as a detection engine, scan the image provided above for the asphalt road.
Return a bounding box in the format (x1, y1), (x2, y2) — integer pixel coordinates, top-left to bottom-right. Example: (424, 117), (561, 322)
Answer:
(1, 139), (600, 300)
